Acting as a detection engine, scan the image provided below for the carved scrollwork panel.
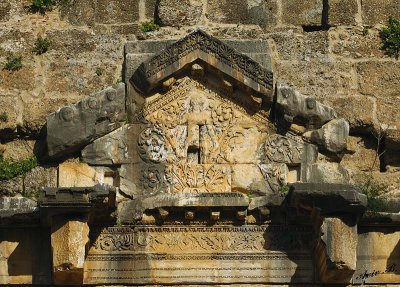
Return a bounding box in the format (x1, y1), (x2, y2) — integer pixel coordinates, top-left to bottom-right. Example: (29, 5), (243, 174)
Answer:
(264, 134), (304, 164)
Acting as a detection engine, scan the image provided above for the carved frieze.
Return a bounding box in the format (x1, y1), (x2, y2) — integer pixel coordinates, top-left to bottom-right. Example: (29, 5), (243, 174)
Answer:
(264, 134), (303, 164)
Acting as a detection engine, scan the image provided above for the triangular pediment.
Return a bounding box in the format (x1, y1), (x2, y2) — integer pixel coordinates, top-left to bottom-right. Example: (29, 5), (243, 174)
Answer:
(130, 29), (274, 101)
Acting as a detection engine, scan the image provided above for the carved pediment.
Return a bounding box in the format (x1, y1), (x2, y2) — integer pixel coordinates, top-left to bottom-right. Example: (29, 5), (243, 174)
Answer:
(130, 29), (274, 101)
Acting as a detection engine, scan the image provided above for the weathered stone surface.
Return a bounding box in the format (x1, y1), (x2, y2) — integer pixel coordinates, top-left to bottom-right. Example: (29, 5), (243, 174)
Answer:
(1, 139), (34, 162)
(361, 0), (400, 25)
(0, 228), (51, 284)
(207, 0), (278, 28)
(46, 83), (125, 159)
(276, 58), (354, 98)
(158, 0), (203, 27)
(231, 164), (272, 195)
(0, 2), (11, 22)
(58, 162), (109, 188)
(321, 95), (376, 132)
(354, 229), (400, 284)
(119, 192), (250, 222)
(51, 216), (89, 285)
(0, 197), (37, 219)
(303, 118), (349, 154)
(290, 182), (367, 215)
(276, 82), (337, 127)
(330, 27), (386, 59)
(328, 0), (358, 26)
(24, 167), (57, 199)
(317, 218), (358, 283)
(60, 0), (96, 26)
(0, 28), (34, 57)
(308, 162), (351, 184)
(0, 95), (23, 135)
(0, 176), (23, 197)
(282, 0), (323, 26)
(82, 125), (130, 165)
(95, 0), (139, 24)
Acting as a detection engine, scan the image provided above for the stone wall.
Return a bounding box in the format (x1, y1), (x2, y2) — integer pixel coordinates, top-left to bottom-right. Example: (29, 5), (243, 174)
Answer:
(0, 0), (399, 197)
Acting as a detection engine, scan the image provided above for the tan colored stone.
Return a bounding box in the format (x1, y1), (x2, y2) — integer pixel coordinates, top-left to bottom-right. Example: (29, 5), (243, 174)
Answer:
(0, 67), (35, 92)
(2, 139), (35, 162)
(318, 218), (358, 283)
(158, 0), (203, 27)
(207, 0), (278, 28)
(329, 0), (358, 26)
(282, 0), (323, 26)
(277, 58), (354, 98)
(231, 164), (273, 194)
(24, 166), (57, 199)
(0, 95), (23, 134)
(51, 216), (89, 285)
(58, 162), (103, 187)
(355, 230), (400, 284)
(330, 27), (386, 59)
(321, 95), (376, 132)
(95, 0), (139, 24)
(362, 0), (400, 25)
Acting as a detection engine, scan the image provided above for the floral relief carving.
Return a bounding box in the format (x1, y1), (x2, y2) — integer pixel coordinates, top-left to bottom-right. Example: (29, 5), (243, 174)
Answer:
(169, 164), (230, 193)
(138, 127), (167, 163)
(264, 134), (303, 164)
(258, 163), (288, 192)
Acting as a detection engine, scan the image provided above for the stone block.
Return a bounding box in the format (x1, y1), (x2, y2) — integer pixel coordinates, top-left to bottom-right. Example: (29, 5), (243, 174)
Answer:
(321, 95), (376, 132)
(0, 176), (23, 197)
(0, 2), (11, 22)
(46, 29), (96, 55)
(51, 216), (89, 285)
(46, 83), (125, 159)
(356, 61), (400, 125)
(1, 139), (35, 162)
(354, 230), (400, 284)
(0, 67), (35, 92)
(60, 0), (95, 26)
(282, 0), (323, 26)
(308, 162), (351, 184)
(95, 0), (139, 24)
(0, 28), (34, 57)
(158, 0), (203, 27)
(0, 95), (23, 134)
(231, 164), (271, 195)
(82, 125), (130, 165)
(268, 31), (304, 61)
(276, 58), (353, 99)
(0, 197), (37, 219)
(328, 0), (358, 26)
(145, 0), (157, 18)
(362, 0), (400, 25)
(318, 218), (358, 283)
(276, 82), (337, 127)
(303, 118), (349, 154)
(24, 167), (57, 199)
(58, 162), (104, 188)
(0, 228), (51, 285)
(330, 27), (386, 59)
(207, 0), (278, 28)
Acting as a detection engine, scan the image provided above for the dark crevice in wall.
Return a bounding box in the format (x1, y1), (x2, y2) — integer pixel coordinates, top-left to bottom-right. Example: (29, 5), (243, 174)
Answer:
(378, 136), (387, 172)
(322, 0), (329, 30)
(154, 0), (162, 25)
(302, 0), (330, 32)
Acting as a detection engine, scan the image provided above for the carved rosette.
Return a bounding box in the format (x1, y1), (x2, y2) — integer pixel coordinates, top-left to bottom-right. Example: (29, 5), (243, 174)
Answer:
(138, 127), (167, 163)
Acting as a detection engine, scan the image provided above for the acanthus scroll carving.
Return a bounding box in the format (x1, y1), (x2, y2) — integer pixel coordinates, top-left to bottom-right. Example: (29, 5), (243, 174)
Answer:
(264, 134), (303, 164)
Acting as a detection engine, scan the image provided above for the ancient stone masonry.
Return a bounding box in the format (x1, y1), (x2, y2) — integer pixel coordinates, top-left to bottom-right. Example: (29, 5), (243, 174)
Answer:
(1, 29), (400, 286)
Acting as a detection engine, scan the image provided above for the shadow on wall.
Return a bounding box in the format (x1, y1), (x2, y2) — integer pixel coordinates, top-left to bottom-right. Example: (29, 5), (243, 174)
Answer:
(3, 227), (51, 285)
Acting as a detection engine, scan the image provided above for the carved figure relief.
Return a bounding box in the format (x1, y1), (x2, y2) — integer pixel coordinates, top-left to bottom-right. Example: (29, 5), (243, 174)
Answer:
(259, 163), (288, 192)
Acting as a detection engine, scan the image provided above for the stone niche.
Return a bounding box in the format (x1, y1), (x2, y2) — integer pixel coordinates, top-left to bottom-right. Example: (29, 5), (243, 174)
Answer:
(1, 30), (399, 286)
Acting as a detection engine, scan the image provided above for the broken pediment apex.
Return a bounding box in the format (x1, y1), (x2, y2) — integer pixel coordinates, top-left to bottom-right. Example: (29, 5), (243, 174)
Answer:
(276, 82), (337, 127)
(130, 29), (273, 100)
(46, 83), (126, 160)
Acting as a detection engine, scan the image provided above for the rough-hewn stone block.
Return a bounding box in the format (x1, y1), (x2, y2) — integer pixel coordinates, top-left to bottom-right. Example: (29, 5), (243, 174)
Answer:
(321, 95), (376, 132)
(328, 0), (358, 26)
(330, 27), (386, 59)
(60, 0), (95, 26)
(95, 0), (139, 24)
(158, 0), (203, 27)
(362, 0), (400, 25)
(207, 0), (278, 28)
(282, 0), (323, 26)
(356, 61), (400, 125)
(0, 95), (22, 134)
(0, 2), (11, 22)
